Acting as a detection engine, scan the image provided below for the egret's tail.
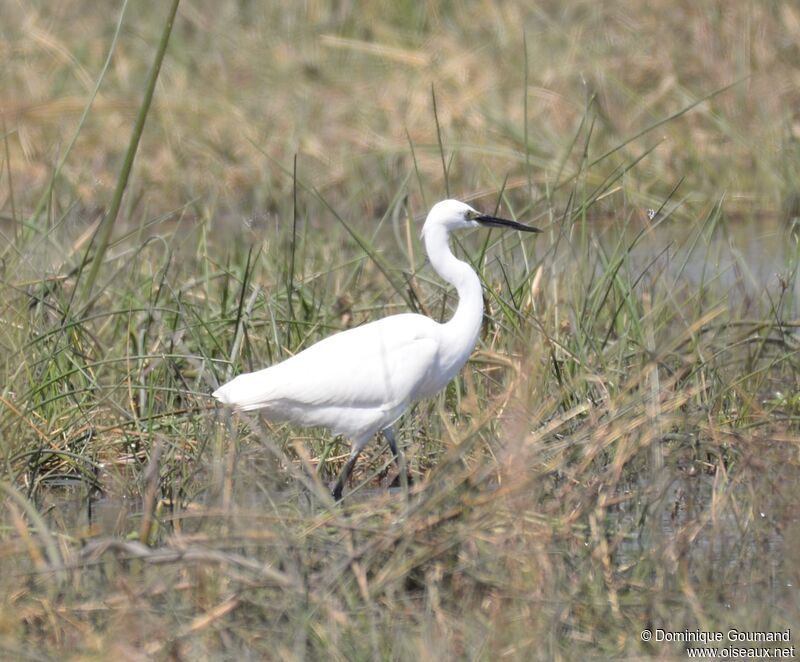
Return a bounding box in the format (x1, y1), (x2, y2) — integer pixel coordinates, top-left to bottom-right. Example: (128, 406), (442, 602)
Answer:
(212, 370), (275, 412)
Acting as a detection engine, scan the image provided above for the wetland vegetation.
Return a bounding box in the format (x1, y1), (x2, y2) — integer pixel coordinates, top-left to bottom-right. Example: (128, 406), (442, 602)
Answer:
(1, 1), (799, 658)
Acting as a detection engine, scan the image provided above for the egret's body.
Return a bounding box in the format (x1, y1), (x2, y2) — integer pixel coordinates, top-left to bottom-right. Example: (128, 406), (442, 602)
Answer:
(213, 199), (538, 499)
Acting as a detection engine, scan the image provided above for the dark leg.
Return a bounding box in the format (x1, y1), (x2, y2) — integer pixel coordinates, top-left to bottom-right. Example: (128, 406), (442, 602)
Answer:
(384, 425), (401, 465)
(331, 449), (360, 501)
(383, 426), (411, 491)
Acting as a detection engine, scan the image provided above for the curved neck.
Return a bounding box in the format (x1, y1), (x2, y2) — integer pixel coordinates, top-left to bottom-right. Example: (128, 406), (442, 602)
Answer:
(424, 226), (484, 369)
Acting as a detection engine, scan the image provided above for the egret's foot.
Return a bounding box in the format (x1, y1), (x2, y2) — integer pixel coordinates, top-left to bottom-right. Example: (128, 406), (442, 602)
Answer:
(388, 472), (414, 489)
(330, 481), (344, 502)
(330, 451), (359, 503)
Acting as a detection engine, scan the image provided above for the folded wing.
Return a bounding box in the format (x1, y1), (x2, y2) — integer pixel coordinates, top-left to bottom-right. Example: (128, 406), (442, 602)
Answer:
(213, 314), (441, 436)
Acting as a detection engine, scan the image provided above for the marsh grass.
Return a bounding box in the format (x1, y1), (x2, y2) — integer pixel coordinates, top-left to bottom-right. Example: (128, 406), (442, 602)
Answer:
(2, 1), (800, 659)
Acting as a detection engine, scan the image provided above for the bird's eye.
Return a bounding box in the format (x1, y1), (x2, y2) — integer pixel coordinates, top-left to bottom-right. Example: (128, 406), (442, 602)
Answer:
(465, 210), (479, 220)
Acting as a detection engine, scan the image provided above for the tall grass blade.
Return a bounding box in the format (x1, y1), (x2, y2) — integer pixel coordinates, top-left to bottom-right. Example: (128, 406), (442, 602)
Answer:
(82, 0), (181, 299)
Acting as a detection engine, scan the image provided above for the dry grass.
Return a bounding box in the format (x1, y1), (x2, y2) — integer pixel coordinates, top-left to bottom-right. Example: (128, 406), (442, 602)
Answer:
(3, 1), (800, 220)
(1, 1), (800, 659)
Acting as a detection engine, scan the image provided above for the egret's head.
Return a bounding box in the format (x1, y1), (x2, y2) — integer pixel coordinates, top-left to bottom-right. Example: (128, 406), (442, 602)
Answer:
(421, 199), (540, 238)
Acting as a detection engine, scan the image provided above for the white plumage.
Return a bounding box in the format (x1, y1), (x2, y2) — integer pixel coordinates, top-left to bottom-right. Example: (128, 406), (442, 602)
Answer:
(215, 315), (439, 429)
(213, 199), (539, 499)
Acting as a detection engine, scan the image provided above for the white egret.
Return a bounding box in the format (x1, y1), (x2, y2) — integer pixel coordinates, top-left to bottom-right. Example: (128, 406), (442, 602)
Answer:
(213, 199), (539, 500)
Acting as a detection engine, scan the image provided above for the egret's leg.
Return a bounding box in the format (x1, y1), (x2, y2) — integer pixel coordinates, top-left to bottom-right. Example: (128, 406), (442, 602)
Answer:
(383, 425), (410, 491)
(383, 425), (400, 462)
(331, 447), (360, 502)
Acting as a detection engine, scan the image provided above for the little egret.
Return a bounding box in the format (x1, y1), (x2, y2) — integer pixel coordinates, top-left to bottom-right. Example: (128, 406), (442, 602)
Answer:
(213, 199), (539, 500)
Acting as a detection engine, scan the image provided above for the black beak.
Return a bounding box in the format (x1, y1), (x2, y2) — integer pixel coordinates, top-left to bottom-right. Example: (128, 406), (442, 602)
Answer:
(475, 214), (540, 233)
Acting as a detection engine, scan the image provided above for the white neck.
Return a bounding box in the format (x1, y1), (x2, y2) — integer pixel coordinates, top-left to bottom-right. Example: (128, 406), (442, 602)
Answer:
(424, 226), (484, 376)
